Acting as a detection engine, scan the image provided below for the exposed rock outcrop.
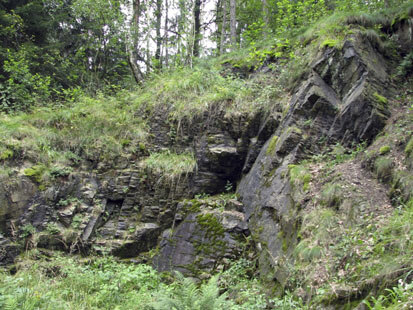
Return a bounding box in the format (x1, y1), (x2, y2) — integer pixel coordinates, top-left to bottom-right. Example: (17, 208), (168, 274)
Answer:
(0, 23), (410, 290)
(153, 198), (250, 276)
(238, 33), (394, 285)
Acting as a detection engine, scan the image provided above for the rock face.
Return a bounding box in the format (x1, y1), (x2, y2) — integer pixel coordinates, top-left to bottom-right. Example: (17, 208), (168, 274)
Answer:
(238, 33), (393, 285)
(153, 198), (249, 276)
(0, 104), (266, 267)
(0, 25), (407, 282)
(190, 111), (278, 195)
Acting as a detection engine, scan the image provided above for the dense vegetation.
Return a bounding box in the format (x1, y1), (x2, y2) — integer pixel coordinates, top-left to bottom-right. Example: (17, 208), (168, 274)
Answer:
(1, 0), (412, 111)
(1, 0), (413, 309)
(0, 253), (308, 309)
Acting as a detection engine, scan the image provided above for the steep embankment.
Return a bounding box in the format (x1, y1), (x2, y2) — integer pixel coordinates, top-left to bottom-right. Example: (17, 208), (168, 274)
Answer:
(0, 7), (413, 310)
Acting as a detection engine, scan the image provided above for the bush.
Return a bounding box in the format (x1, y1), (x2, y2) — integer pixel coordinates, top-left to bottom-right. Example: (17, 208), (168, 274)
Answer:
(1, 47), (51, 112)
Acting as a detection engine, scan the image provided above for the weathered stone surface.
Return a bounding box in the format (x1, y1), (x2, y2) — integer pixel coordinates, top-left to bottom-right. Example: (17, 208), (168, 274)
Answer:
(153, 205), (249, 276)
(192, 134), (243, 194)
(392, 16), (413, 55)
(0, 177), (37, 232)
(239, 34), (393, 285)
(111, 223), (161, 258)
(0, 233), (20, 266)
(0, 31), (400, 275)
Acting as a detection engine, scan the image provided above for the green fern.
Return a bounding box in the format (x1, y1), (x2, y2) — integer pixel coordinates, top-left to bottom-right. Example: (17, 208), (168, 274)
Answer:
(152, 273), (232, 310)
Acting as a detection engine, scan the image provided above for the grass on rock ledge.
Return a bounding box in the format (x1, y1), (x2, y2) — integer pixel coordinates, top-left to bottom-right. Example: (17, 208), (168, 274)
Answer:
(0, 94), (148, 167)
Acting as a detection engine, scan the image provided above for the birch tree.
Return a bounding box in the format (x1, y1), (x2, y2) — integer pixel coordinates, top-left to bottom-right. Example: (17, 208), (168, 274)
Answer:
(229, 0), (236, 50)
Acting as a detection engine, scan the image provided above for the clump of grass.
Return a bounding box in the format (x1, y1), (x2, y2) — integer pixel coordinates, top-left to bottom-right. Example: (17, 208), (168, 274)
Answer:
(344, 12), (391, 29)
(298, 12), (351, 47)
(373, 92), (389, 105)
(288, 164), (311, 192)
(321, 183), (343, 208)
(363, 279), (413, 309)
(0, 148), (13, 160)
(392, 171), (413, 203)
(375, 157), (394, 182)
(405, 136), (413, 157)
(396, 51), (413, 78)
(266, 135), (279, 156)
(0, 94), (149, 165)
(133, 66), (253, 125)
(294, 240), (324, 262)
(142, 151), (197, 182)
(301, 208), (339, 242)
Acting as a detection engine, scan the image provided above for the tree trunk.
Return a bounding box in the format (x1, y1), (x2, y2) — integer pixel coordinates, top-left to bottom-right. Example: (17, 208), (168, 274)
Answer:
(219, 0), (227, 55)
(193, 0), (202, 57)
(229, 0), (236, 50)
(263, 0), (269, 38)
(126, 0), (144, 84)
(164, 0), (169, 67)
(155, 0), (162, 68)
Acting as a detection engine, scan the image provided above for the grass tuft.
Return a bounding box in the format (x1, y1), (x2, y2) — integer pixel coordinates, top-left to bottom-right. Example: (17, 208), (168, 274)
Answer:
(321, 183), (343, 209)
(142, 151), (197, 182)
(289, 164), (311, 192)
(0, 94), (149, 165)
(375, 157), (394, 182)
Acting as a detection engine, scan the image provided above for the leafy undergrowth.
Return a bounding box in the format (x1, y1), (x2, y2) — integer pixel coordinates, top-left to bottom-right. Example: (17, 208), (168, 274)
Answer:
(0, 252), (306, 310)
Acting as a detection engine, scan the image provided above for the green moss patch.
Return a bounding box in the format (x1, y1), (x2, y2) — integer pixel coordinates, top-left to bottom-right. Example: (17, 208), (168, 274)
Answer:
(196, 213), (225, 240)
(266, 135), (279, 156)
(379, 145), (391, 155)
(288, 164), (311, 192)
(373, 92), (388, 105)
(321, 39), (339, 48)
(24, 164), (47, 184)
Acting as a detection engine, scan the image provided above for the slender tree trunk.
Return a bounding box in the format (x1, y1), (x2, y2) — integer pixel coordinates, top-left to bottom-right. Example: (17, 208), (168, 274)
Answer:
(229, 0), (236, 50)
(155, 0), (162, 68)
(126, 0), (144, 84)
(145, 3), (151, 73)
(193, 0), (202, 57)
(178, 1), (186, 65)
(263, 0), (269, 38)
(164, 0), (169, 67)
(216, 0), (222, 53)
(220, 0), (227, 54)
